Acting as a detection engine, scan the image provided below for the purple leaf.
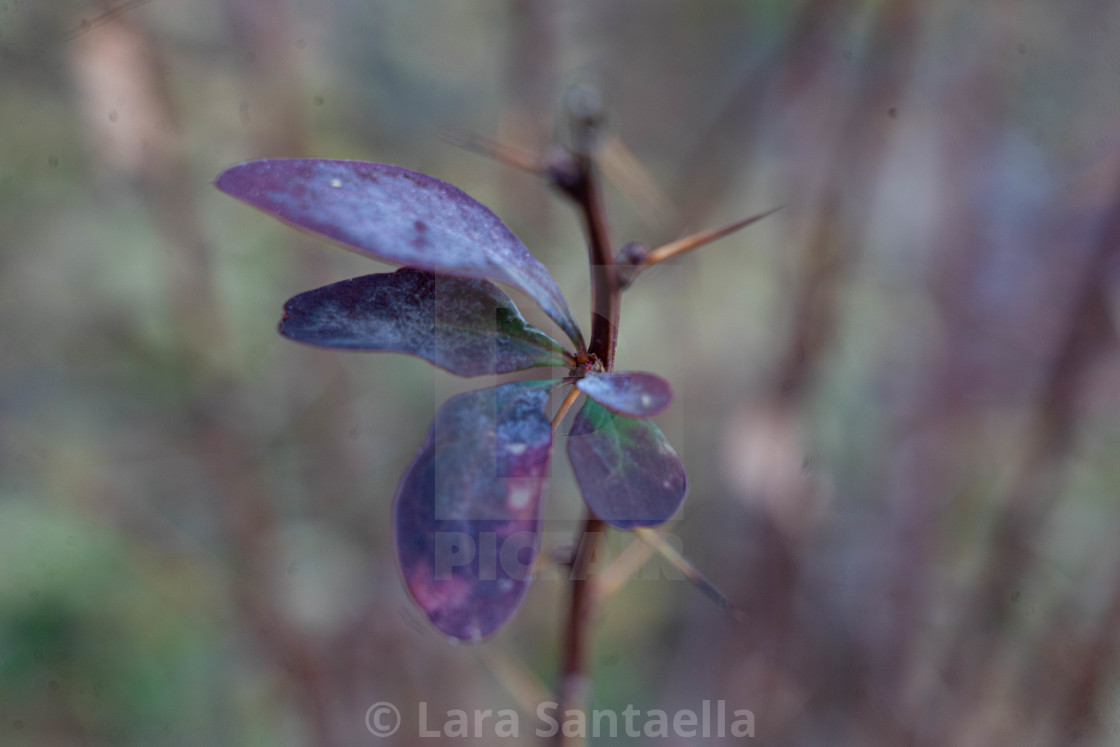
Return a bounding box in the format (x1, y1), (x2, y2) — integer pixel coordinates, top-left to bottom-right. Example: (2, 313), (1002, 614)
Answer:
(215, 159), (585, 350)
(280, 268), (569, 376)
(575, 371), (672, 417)
(567, 398), (687, 529)
(394, 381), (555, 640)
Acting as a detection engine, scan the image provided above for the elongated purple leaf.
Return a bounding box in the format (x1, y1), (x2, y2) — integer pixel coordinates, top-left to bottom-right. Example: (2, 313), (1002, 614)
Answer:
(394, 381), (555, 640)
(576, 371), (672, 417)
(215, 159), (585, 350)
(280, 268), (568, 376)
(567, 398), (687, 529)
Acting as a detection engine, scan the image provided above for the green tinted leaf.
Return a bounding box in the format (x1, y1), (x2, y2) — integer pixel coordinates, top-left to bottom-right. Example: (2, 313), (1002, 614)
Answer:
(566, 399), (687, 529)
(280, 269), (569, 375)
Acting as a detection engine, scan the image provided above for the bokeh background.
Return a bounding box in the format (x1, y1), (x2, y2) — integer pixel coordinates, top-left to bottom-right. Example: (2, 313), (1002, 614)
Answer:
(3, 1), (1120, 744)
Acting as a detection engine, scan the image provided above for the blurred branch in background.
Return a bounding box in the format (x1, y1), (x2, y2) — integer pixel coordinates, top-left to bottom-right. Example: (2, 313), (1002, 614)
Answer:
(1, 1), (1119, 745)
(69, 3), (222, 358)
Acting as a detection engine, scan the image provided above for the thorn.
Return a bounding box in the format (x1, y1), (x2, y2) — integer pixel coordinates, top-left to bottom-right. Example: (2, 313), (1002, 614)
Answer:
(551, 385), (582, 429)
(642, 206), (783, 267)
(596, 535), (658, 601)
(475, 646), (551, 716)
(635, 528), (746, 623)
(438, 128), (542, 175)
(64, 0), (157, 42)
(599, 134), (680, 229)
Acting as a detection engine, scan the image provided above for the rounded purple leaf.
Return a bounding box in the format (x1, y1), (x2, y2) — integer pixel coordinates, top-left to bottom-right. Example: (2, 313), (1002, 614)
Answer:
(567, 398), (687, 529)
(394, 381), (555, 640)
(576, 371), (672, 417)
(280, 268), (569, 376)
(215, 159), (584, 350)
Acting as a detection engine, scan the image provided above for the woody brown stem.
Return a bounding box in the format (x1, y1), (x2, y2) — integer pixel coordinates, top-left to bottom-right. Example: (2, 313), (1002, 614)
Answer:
(549, 101), (619, 745)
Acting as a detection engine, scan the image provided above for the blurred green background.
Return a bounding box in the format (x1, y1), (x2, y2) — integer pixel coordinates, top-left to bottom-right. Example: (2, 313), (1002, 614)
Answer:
(3, 1), (1120, 744)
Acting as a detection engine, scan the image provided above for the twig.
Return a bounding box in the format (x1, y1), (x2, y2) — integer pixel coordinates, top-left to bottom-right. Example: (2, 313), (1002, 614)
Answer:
(634, 528), (747, 622)
(555, 513), (607, 746)
(64, 0), (158, 42)
(548, 89), (621, 746)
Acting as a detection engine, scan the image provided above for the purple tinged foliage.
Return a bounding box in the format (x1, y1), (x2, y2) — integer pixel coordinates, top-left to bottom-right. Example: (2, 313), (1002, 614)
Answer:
(394, 381), (554, 640)
(214, 159), (585, 350)
(566, 398), (687, 529)
(216, 156), (695, 638)
(280, 268), (569, 376)
(576, 371), (673, 417)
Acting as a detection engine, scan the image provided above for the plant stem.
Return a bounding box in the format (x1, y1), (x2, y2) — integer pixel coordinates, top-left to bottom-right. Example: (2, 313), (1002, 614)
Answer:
(577, 156), (620, 369)
(552, 123), (620, 744)
(555, 513), (607, 745)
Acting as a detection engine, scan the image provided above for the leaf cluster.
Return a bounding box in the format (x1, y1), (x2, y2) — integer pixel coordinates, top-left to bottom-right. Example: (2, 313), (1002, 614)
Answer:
(216, 159), (687, 639)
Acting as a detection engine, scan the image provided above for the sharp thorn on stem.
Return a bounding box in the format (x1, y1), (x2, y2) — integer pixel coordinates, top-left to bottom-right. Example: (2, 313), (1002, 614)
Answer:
(438, 127), (542, 175)
(599, 134), (680, 229)
(634, 528), (747, 623)
(642, 206), (784, 268)
(551, 385), (583, 429)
